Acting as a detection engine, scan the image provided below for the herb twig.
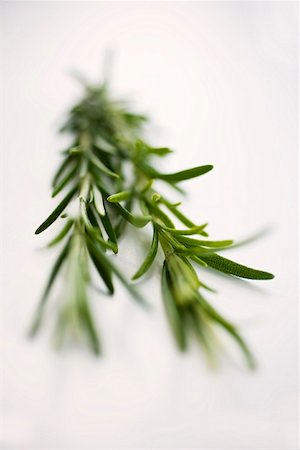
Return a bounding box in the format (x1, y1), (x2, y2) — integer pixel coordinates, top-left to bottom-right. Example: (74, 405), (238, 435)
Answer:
(32, 72), (274, 367)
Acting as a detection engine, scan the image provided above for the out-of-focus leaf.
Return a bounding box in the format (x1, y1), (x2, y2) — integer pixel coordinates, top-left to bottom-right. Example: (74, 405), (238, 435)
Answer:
(87, 152), (119, 178)
(151, 193), (161, 203)
(78, 297), (101, 354)
(52, 165), (77, 197)
(87, 239), (146, 305)
(212, 227), (273, 252)
(147, 147), (173, 156)
(92, 185), (105, 216)
(200, 296), (256, 369)
(162, 263), (187, 350)
(47, 219), (73, 247)
(52, 155), (74, 187)
(186, 305), (216, 366)
(190, 256), (208, 267)
(86, 241), (114, 294)
(29, 239), (71, 335)
(94, 135), (118, 154)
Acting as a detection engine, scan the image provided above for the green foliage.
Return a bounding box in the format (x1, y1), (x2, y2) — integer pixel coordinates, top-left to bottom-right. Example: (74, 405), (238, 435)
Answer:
(35, 186), (78, 234)
(107, 191), (132, 203)
(132, 226), (159, 280)
(33, 70), (274, 367)
(200, 253), (274, 280)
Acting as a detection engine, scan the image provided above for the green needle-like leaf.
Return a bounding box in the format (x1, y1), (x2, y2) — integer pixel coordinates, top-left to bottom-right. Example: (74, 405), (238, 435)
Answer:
(87, 152), (119, 178)
(86, 241), (114, 294)
(87, 238), (146, 305)
(34, 68), (274, 365)
(42, 239), (71, 301)
(200, 296), (256, 369)
(82, 203), (117, 253)
(35, 186), (78, 234)
(147, 147), (173, 156)
(107, 190), (132, 203)
(52, 165), (77, 197)
(162, 263), (187, 350)
(158, 165), (214, 182)
(132, 227), (159, 280)
(159, 223), (208, 236)
(176, 236), (233, 248)
(29, 239), (71, 336)
(78, 298), (101, 354)
(100, 203), (118, 253)
(161, 199), (196, 228)
(112, 202), (151, 228)
(190, 256), (208, 267)
(52, 154), (75, 187)
(145, 201), (175, 228)
(95, 135), (118, 154)
(92, 184), (105, 216)
(186, 305), (217, 366)
(47, 219), (74, 247)
(175, 247), (214, 256)
(138, 161), (213, 183)
(201, 253), (274, 280)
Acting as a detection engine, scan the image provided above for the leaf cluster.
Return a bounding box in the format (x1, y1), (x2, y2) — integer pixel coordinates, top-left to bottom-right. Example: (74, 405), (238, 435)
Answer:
(33, 74), (274, 366)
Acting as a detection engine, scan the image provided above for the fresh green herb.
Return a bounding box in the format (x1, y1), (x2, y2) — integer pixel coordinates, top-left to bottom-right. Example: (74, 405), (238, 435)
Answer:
(32, 70), (274, 366)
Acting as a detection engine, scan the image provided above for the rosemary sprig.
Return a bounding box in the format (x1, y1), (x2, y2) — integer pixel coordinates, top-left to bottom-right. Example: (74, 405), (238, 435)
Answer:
(32, 73), (274, 367)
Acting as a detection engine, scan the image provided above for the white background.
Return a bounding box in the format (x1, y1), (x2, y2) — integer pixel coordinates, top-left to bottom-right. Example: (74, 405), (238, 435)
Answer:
(1, 2), (298, 449)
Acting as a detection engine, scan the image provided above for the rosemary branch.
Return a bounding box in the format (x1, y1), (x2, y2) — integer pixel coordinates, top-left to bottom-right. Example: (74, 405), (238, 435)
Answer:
(32, 75), (274, 367)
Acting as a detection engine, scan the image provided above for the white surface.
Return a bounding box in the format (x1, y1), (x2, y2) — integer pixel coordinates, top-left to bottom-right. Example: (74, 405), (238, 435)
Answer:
(1, 2), (298, 449)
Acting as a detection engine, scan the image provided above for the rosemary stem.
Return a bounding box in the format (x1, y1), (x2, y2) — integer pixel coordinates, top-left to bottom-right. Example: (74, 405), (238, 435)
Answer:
(33, 73), (273, 366)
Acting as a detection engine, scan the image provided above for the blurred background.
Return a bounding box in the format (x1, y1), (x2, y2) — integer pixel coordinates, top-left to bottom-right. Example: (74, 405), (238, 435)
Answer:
(1, 2), (298, 449)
